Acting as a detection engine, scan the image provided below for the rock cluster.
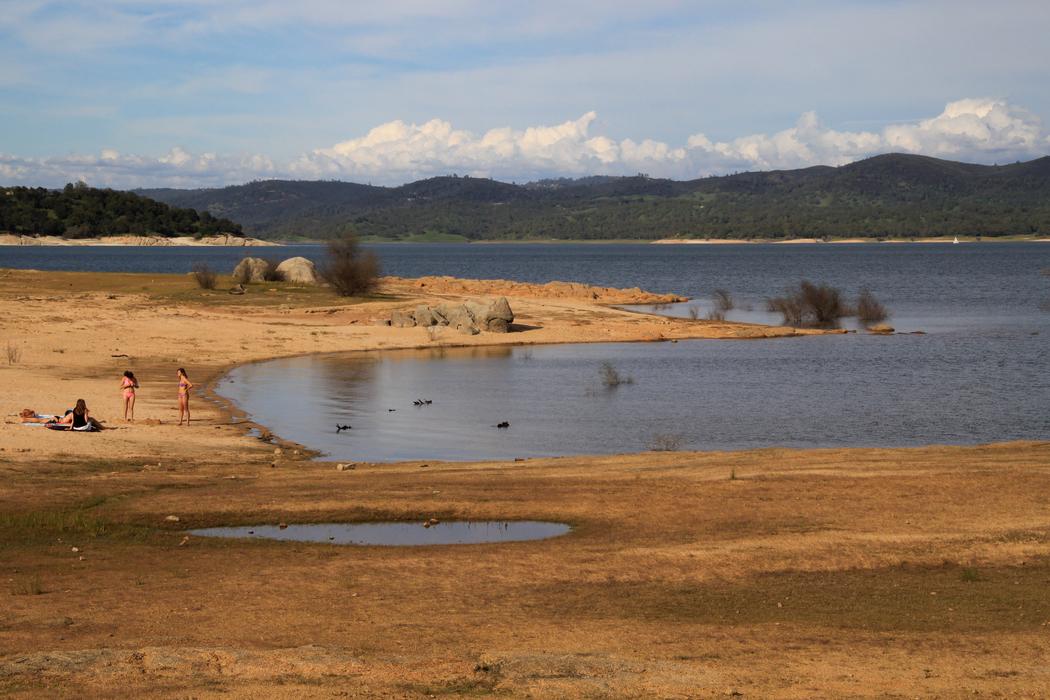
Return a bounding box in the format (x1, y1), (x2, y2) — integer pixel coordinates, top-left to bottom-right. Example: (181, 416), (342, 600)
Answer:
(232, 256), (319, 284)
(389, 297), (514, 334)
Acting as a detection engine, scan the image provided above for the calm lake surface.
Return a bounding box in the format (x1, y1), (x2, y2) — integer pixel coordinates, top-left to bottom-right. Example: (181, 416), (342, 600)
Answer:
(5, 242), (1048, 458)
(190, 521), (571, 546)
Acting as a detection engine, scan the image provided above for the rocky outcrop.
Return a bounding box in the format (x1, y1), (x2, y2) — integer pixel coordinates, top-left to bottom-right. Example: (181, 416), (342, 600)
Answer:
(389, 297), (514, 334)
(232, 257), (271, 283)
(380, 276), (687, 305)
(276, 257), (318, 284)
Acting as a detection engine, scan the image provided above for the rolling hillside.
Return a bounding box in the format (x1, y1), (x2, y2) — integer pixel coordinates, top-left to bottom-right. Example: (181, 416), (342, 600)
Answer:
(137, 153), (1050, 240)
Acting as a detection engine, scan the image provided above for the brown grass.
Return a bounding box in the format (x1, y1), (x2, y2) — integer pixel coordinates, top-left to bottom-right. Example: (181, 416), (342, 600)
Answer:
(2, 442), (1050, 696)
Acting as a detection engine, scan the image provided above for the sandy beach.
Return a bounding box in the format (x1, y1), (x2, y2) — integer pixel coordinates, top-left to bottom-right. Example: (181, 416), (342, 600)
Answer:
(1, 268), (1048, 698)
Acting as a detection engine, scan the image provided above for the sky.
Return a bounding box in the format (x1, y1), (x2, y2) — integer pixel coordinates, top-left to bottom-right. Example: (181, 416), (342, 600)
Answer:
(1, 0), (1049, 188)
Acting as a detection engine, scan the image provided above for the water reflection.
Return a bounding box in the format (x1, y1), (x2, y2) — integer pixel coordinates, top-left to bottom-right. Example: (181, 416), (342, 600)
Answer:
(217, 332), (1049, 463)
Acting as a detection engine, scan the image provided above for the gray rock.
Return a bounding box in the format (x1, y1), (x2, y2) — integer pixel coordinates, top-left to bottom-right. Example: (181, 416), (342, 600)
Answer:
(232, 257), (270, 283)
(390, 310), (417, 328)
(413, 305), (439, 326)
(275, 257), (318, 285)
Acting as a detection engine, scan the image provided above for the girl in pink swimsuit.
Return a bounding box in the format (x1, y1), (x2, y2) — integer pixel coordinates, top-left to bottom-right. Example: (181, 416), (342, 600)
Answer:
(120, 370), (139, 422)
(177, 367), (194, 426)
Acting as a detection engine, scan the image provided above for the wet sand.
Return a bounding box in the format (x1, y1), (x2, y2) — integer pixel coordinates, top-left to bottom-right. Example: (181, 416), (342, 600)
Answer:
(1, 268), (1048, 698)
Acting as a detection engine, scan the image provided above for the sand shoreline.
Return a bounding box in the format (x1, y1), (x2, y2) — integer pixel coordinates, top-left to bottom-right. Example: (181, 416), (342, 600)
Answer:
(3, 269), (1049, 698)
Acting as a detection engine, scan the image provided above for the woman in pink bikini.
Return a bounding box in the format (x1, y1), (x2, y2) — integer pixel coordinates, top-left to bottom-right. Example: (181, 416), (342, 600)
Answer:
(177, 367), (194, 426)
(119, 370), (139, 422)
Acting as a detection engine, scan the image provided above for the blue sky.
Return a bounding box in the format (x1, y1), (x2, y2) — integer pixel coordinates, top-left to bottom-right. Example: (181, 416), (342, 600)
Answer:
(2, 0), (1049, 187)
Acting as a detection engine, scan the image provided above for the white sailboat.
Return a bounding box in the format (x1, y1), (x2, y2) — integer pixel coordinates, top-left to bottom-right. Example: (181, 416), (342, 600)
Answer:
(952, 236), (960, 244)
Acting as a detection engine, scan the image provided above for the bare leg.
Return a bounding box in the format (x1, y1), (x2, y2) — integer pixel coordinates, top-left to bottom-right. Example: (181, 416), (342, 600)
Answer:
(128, 394), (135, 422)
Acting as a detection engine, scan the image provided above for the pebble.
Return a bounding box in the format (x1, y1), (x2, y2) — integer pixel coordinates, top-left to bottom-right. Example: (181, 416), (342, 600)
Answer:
(71, 547), (79, 553)
(164, 515), (180, 523)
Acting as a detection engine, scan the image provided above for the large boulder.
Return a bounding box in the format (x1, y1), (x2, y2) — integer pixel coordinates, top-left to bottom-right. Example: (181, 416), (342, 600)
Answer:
(276, 257), (318, 285)
(464, 297), (514, 332)
(413, 304), (439, 326)
(232, 257), (270, 283)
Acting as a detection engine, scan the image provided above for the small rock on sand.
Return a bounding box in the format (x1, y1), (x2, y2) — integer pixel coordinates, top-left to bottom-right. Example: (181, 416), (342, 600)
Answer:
(164, 515), (180, 523)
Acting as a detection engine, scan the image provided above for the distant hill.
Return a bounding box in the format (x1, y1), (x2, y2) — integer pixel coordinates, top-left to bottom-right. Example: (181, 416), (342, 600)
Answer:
(1, 182), (242, 239)
(137, 153), (1050, 240)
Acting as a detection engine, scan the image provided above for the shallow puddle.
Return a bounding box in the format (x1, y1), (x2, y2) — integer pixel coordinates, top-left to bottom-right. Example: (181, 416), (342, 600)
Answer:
(189, 521), (571, 546)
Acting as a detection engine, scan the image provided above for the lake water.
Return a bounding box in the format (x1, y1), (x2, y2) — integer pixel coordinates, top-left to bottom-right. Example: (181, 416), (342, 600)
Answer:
(5, 242), (1049, 458)
(190, 521), (571, 546)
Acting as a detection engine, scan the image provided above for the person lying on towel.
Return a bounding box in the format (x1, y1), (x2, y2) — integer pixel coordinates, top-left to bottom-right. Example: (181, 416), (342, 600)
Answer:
(19, 408), (56, 424)
(47, 399), (103, 431)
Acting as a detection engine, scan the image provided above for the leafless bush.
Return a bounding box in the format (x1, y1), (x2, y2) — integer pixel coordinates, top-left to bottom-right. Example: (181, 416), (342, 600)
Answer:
(600, 361), (634, 388)
(687, 305), (700, 320)
(712, 289), (734, 312)
(706, 309), (726, 321)
(6, 342), (21, 365)
(767, 280), (849, 327)
(647, 433), (686, 451)
(856, 288), (889, 325)
(11, 574), (43, 596)
(320, 234), (380, 297)
(191, 262), (217, 290)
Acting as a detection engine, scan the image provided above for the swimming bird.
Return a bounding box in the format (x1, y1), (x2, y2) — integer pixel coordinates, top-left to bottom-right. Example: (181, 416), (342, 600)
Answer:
(336, 424), (352, 432)
(495, 421), (510, 429)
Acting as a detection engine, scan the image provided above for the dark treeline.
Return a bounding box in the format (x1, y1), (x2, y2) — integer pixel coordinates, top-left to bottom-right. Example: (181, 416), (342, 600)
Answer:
(0, 182), (243, 238)
(138, 153), (1050, 241)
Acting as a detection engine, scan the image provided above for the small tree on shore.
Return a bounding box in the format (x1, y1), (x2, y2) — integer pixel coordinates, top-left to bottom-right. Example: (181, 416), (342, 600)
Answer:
(320, 233), (380, 296)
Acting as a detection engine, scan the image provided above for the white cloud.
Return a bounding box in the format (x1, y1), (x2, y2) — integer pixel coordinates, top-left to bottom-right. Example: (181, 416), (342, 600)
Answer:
(2, 98), (1047, 188)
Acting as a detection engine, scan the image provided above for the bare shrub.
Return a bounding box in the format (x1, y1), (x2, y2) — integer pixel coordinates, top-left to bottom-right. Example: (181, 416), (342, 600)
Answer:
(6, 342), (21, 365)
(856, 288), (889, 325)
(687, 305), (700, 320)
(191, 262), (217, 290)
(767, 280), (848, 327)
(706, 309), (726, 321)
(11, 574), (43, 596)
(600, 361), (634, 388)
(712, 289), (734, 312)
(320, 234), (380, 297)
(647, 433), (686, 451)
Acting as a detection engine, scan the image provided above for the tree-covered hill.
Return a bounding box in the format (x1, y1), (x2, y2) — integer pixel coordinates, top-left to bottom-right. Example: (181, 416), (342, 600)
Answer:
(140, 152), (1050, 240)
(0, 182), (242, 238)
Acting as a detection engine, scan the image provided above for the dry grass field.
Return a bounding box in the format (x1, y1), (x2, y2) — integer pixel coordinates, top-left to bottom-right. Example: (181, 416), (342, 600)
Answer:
(1, 269), (1047, 698)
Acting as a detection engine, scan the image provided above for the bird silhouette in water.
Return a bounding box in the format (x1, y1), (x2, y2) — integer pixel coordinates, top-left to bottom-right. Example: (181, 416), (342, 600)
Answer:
(495, 421), (510, 429)
(413, 399), (433, 406)
(336, 424), (352, 433)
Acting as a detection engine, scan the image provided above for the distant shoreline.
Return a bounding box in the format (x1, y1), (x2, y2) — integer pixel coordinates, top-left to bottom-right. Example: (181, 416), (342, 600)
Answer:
(0, 233), (276, 247)
(3, 233), (1048, 247)
(650, 235), (1050, 245)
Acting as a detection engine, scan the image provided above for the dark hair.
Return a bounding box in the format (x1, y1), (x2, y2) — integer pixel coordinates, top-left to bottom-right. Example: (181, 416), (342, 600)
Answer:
(177, 367), (188, 378)
(123, 370), (135, 379)
(74, 399), (87, 415)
